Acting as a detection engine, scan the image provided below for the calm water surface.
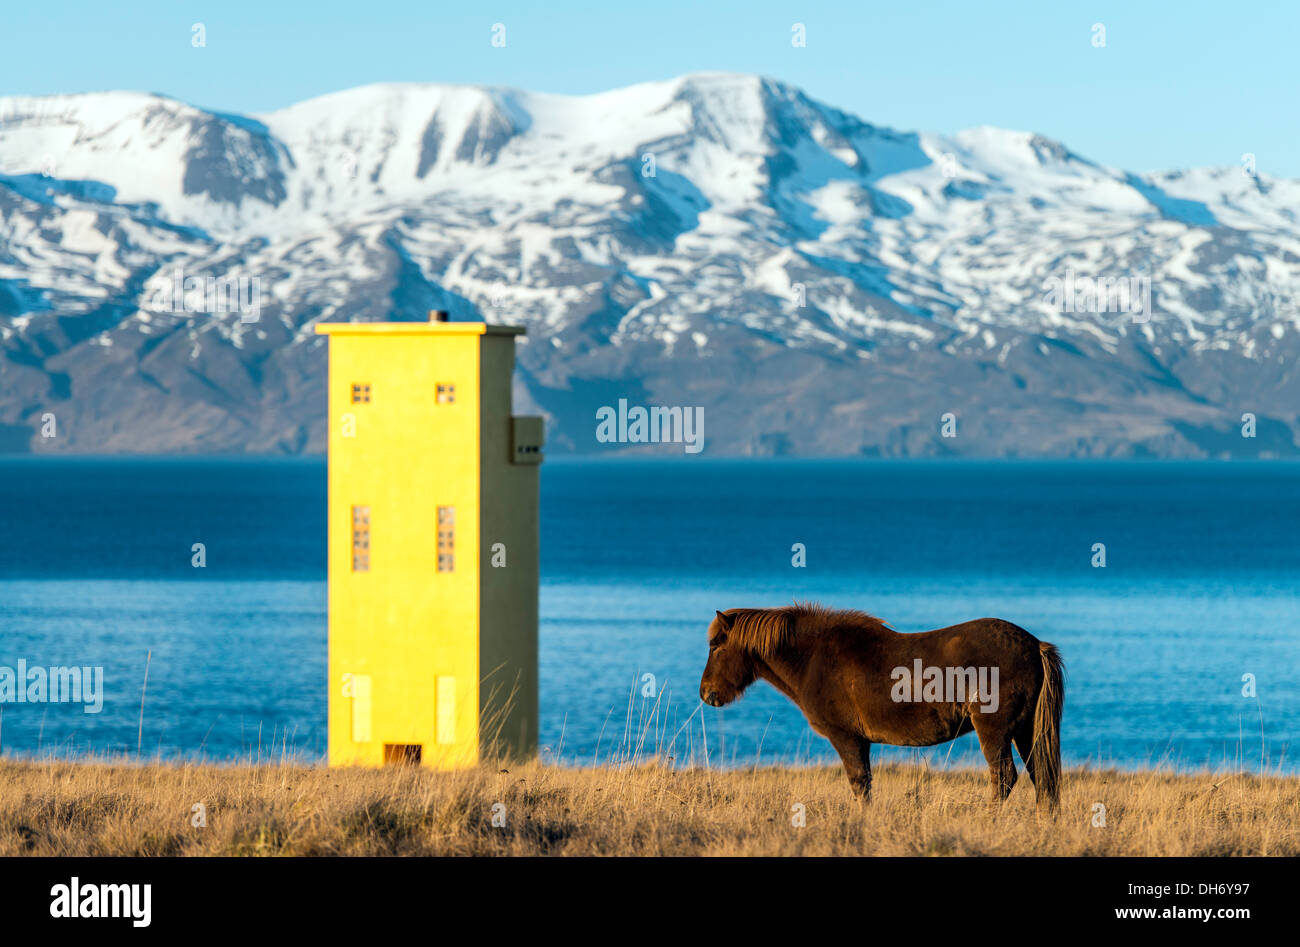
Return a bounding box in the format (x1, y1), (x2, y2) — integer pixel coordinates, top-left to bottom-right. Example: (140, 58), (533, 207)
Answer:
(0, 457), (1296, 772)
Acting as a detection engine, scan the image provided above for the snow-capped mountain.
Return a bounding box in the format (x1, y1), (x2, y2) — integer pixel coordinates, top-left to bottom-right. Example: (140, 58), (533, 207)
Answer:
(2, 73), (1298, 456)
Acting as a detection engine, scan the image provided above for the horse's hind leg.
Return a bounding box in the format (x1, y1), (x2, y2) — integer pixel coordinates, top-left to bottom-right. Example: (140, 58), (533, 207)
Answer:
(973, 721), (1017, 808)
(1013, 721), (1037, 788)
(1015, 719), (1061, 814)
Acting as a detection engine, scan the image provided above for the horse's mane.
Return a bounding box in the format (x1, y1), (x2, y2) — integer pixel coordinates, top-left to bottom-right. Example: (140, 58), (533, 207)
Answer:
(726, 602), (891, 658)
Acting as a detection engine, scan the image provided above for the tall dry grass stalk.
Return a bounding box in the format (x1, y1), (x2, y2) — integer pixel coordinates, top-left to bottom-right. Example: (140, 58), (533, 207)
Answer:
(0, 757), (1295, 856)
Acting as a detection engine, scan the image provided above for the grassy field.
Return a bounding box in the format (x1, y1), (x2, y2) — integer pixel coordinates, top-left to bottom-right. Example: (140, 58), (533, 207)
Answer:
(1, 758), (1296, 856)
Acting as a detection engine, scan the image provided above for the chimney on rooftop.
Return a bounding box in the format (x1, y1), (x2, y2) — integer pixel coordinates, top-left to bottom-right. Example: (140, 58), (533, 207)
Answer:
(430, 309), (449, 322)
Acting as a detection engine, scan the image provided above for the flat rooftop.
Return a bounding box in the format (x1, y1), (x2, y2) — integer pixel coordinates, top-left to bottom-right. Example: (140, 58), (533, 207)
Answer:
(315, 320), (525, 337)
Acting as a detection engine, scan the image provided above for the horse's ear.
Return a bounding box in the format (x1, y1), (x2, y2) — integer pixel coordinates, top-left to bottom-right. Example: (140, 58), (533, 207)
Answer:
(715, 610), (735, 631)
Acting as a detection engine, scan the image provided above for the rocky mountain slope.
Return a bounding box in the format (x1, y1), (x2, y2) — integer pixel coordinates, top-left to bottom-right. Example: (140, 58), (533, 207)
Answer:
(1, 73), (1298, 456)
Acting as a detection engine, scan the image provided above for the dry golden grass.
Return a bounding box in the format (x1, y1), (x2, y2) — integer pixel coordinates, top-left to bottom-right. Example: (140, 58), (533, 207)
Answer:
(1, 758), (1295, 856)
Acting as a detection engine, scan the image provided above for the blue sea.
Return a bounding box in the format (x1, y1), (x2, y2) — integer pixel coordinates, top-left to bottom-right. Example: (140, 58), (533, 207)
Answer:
(1, 457), (1297, 773)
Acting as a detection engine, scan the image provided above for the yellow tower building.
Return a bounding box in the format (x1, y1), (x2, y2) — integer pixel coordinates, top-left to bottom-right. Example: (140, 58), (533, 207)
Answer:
(316, 314), (543, 769)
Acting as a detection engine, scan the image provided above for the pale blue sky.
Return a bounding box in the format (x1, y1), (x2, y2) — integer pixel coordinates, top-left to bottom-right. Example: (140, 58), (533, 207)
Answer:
(2, 1), (1296, 176)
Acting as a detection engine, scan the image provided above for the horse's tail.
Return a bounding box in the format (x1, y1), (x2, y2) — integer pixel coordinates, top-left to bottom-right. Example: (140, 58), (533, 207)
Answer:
(1031, 641), (1065, 810)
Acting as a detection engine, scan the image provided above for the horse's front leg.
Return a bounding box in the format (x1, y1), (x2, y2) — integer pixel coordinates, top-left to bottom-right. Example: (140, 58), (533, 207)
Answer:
(825, 729), (873, 806)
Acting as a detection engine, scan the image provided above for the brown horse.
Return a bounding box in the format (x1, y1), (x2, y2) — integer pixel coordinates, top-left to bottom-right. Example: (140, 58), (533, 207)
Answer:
(698, 604), (1064, 810)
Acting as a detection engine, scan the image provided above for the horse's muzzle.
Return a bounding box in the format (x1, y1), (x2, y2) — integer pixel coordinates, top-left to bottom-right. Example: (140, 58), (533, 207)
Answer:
(701, 689), (720, 706)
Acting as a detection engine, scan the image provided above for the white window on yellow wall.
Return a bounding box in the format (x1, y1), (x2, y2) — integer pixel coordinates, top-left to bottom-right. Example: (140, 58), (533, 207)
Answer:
(351, 505), (370, 572)
(351, 674), (372, 743)
(436, 676), (456, 744)
(437, 505), (454, 572)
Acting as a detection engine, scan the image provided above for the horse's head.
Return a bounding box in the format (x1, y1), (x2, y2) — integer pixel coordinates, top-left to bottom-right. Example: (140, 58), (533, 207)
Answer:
(699, 609), (756, 706)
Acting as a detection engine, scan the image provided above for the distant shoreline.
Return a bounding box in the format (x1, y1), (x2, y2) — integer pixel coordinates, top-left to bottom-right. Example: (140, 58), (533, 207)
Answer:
(7, 454), (1300, 463)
